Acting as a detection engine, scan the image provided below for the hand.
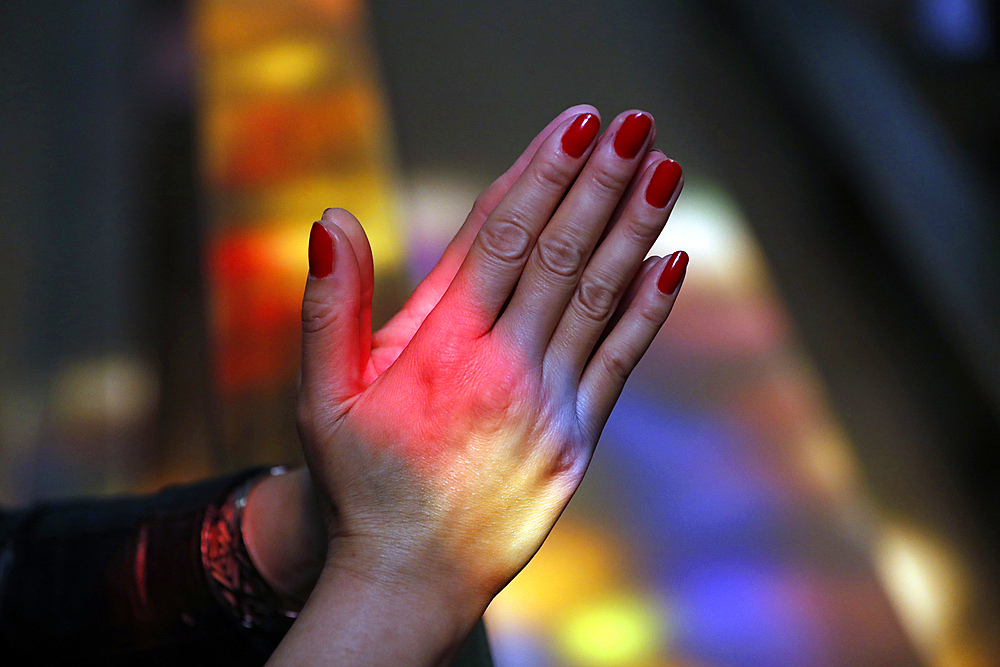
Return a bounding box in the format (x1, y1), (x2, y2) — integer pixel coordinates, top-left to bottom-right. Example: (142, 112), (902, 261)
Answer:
(275, 106), (687, 665)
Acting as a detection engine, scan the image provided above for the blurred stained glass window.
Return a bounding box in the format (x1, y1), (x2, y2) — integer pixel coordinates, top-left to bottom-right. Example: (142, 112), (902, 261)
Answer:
(194, 0), (404, 467)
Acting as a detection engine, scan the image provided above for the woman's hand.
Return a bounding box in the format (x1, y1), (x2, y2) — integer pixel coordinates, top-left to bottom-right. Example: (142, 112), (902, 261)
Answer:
(272, 105), (687, 665)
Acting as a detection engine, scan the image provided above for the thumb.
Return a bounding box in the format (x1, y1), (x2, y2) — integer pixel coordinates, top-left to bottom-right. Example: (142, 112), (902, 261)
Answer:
(300, 220), (366, 413)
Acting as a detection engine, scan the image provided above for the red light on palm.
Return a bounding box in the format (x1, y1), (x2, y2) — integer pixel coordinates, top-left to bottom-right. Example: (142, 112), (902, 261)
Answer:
(296, 106), (686, 605)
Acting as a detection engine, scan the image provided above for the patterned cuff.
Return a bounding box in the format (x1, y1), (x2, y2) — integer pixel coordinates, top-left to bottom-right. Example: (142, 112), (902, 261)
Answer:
(201, 466), (298, 635)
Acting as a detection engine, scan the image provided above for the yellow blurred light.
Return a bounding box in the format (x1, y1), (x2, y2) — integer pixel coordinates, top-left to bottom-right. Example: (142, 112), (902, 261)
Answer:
(51, 354), (159, 429)
(264, 175), (404, 270)
(875, 522), (969, 664)
(556, 593), (666, 667)
(219, 40), (336, 95)
(259, 225), (311, 276)
(298, 0), (361, 24)
(487, 520), (628, 633)
(798, 425), (861, 501)
(196, 0), (362, 54)
(197, 1), (292, 53)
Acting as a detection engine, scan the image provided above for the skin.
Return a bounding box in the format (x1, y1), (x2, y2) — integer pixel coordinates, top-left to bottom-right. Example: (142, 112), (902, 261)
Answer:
(248, 105), (686, 665)
(243, 467), (326, 608)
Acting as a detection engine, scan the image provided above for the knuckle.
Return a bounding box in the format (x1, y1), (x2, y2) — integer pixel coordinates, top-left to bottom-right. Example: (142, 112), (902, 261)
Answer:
(478, 213), (534, 264)
(588, 164), (630, 198)
(470, 191), (493, 220)
(634, 300), (664, 328)
(620, 215), (663, 247)
(574, 273), (618, 322)
(535, 233), (585, 278)
(532, 157), (576, 194)
(601, 349), (634, 383)
(470, 371), (517, 418)
(301, 296), (335, 334)
(542, 441), (585, 479)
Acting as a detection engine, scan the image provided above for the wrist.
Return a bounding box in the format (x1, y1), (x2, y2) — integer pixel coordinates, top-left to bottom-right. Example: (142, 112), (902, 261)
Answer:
(324, 528), (499, 612)
(268, 552), (488, 666)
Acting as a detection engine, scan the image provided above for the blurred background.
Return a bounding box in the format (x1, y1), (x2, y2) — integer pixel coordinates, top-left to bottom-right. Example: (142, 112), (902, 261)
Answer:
(2, 0), (999, 665)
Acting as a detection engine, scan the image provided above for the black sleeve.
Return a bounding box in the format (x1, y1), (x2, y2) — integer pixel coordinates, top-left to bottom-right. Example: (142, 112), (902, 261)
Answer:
(0, 469), (280, 666)
(0, 470), (496, 667)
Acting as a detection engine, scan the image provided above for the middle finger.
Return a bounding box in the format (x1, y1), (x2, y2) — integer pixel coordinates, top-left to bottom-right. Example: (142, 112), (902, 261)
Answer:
(494, 110), (655, 358)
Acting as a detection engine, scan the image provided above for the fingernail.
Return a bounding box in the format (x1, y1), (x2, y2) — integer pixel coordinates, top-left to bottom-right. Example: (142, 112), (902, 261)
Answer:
(309, 222), (334, 278)
(562, 113), (600, 158)
(645, 159), (683, 208)
(614, 112), (653, 159)
(657, 250), (688, 294)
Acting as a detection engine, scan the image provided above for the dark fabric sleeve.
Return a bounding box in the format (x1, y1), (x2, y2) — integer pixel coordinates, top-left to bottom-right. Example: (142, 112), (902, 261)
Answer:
(0, 469), (279, 666)
(0, 471), (496, 667)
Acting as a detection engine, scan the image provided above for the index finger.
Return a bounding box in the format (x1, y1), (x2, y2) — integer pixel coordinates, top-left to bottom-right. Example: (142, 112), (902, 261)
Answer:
(385, 105), (600, 329)
(432, 110), (602, 335)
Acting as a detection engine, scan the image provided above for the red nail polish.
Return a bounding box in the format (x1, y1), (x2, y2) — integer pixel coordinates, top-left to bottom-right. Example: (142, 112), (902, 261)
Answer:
(561, 113), (600, 158)
(645, 159), (682, 208)
(309, 222), (334, 278)
(613, 113), (652, 159)
(657, 251), (688, 294)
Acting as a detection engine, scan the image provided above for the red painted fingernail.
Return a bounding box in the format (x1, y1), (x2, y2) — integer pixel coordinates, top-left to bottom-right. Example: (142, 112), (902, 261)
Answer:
(645, 159), (683, 208)
(308, 222), (334, 278)
(614, 112), (653, 159)
(561, 113), (600, 158)
(657, 251), (688, 294)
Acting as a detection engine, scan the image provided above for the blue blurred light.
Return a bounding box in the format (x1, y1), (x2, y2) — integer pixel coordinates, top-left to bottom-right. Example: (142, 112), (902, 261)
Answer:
(601, 392), (787, 544)
(671, 560), (825, 667)
(489, 630), (553, 667)
(915, 0), (992, 60)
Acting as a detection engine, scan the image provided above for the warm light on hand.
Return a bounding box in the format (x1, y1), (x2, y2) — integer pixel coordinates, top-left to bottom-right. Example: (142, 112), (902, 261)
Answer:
(296, 105), (687, 607)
